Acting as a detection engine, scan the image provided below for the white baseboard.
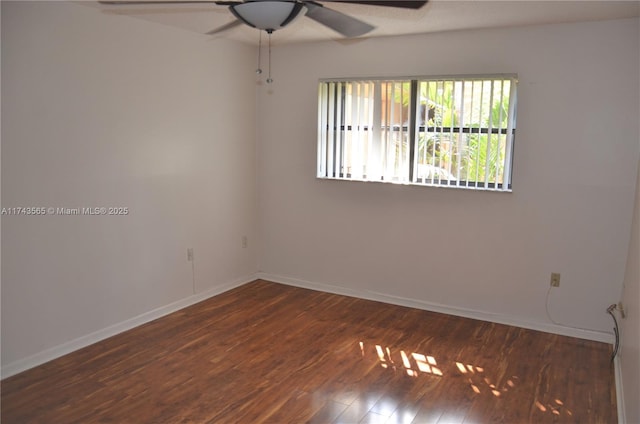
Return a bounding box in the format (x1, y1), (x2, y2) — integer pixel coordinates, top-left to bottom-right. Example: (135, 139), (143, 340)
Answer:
(3, 272), (614, 380)
(614, 355), (626, 423)
(1, 274), (257, 379)
(256, 272), (614, 344)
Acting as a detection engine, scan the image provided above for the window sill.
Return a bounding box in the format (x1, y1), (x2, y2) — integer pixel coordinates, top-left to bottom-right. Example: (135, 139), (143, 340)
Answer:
(316, 176), (513, 193)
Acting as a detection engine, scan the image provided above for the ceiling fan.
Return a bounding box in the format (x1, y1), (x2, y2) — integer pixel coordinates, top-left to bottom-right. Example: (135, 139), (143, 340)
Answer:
(98, 0), (429, 38)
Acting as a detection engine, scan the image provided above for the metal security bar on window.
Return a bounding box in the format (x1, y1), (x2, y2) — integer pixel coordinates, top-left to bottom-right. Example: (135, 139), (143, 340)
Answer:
(318, 75), (517, 191)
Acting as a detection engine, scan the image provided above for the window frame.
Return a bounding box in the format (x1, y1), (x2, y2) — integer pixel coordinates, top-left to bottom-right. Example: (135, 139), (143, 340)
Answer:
(317, 74), (518, 192)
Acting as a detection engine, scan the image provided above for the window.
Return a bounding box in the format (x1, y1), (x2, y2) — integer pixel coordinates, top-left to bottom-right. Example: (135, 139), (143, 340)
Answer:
(317, 75), (518, 191)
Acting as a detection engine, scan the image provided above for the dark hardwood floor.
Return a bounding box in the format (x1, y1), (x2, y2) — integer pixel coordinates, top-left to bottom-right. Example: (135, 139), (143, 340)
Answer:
(1, 280), (616, 423)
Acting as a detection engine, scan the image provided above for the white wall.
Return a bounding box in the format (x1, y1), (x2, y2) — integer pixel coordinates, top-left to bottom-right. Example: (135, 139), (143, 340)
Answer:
(257, 18), (640, 338)
(619, 158), (640, 422)
(1, 1), (257, 372)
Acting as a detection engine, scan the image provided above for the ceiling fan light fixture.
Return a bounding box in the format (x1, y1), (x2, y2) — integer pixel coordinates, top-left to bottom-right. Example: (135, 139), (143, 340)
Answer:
(230, 1), (306, 32)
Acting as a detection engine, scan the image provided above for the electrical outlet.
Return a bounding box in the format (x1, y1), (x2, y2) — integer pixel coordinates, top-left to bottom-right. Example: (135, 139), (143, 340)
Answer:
(187, 248), (194, 262)
(550, 272), (560, 287)
(242, 236), (248, 249)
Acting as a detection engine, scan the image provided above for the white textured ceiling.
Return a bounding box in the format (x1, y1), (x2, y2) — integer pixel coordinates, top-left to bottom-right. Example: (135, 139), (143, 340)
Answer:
(88, 0), (640, 45)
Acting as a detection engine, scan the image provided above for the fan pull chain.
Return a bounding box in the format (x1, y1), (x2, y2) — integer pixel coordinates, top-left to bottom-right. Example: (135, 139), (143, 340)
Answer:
(266, 31), (273, 84)
(256, 31), (262, 75)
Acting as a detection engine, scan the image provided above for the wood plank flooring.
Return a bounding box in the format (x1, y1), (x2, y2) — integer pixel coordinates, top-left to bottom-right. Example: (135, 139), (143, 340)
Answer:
(1, 280), (616, 423)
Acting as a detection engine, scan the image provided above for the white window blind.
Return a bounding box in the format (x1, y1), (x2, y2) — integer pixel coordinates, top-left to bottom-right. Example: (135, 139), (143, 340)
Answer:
(317, 75), (518, 191)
